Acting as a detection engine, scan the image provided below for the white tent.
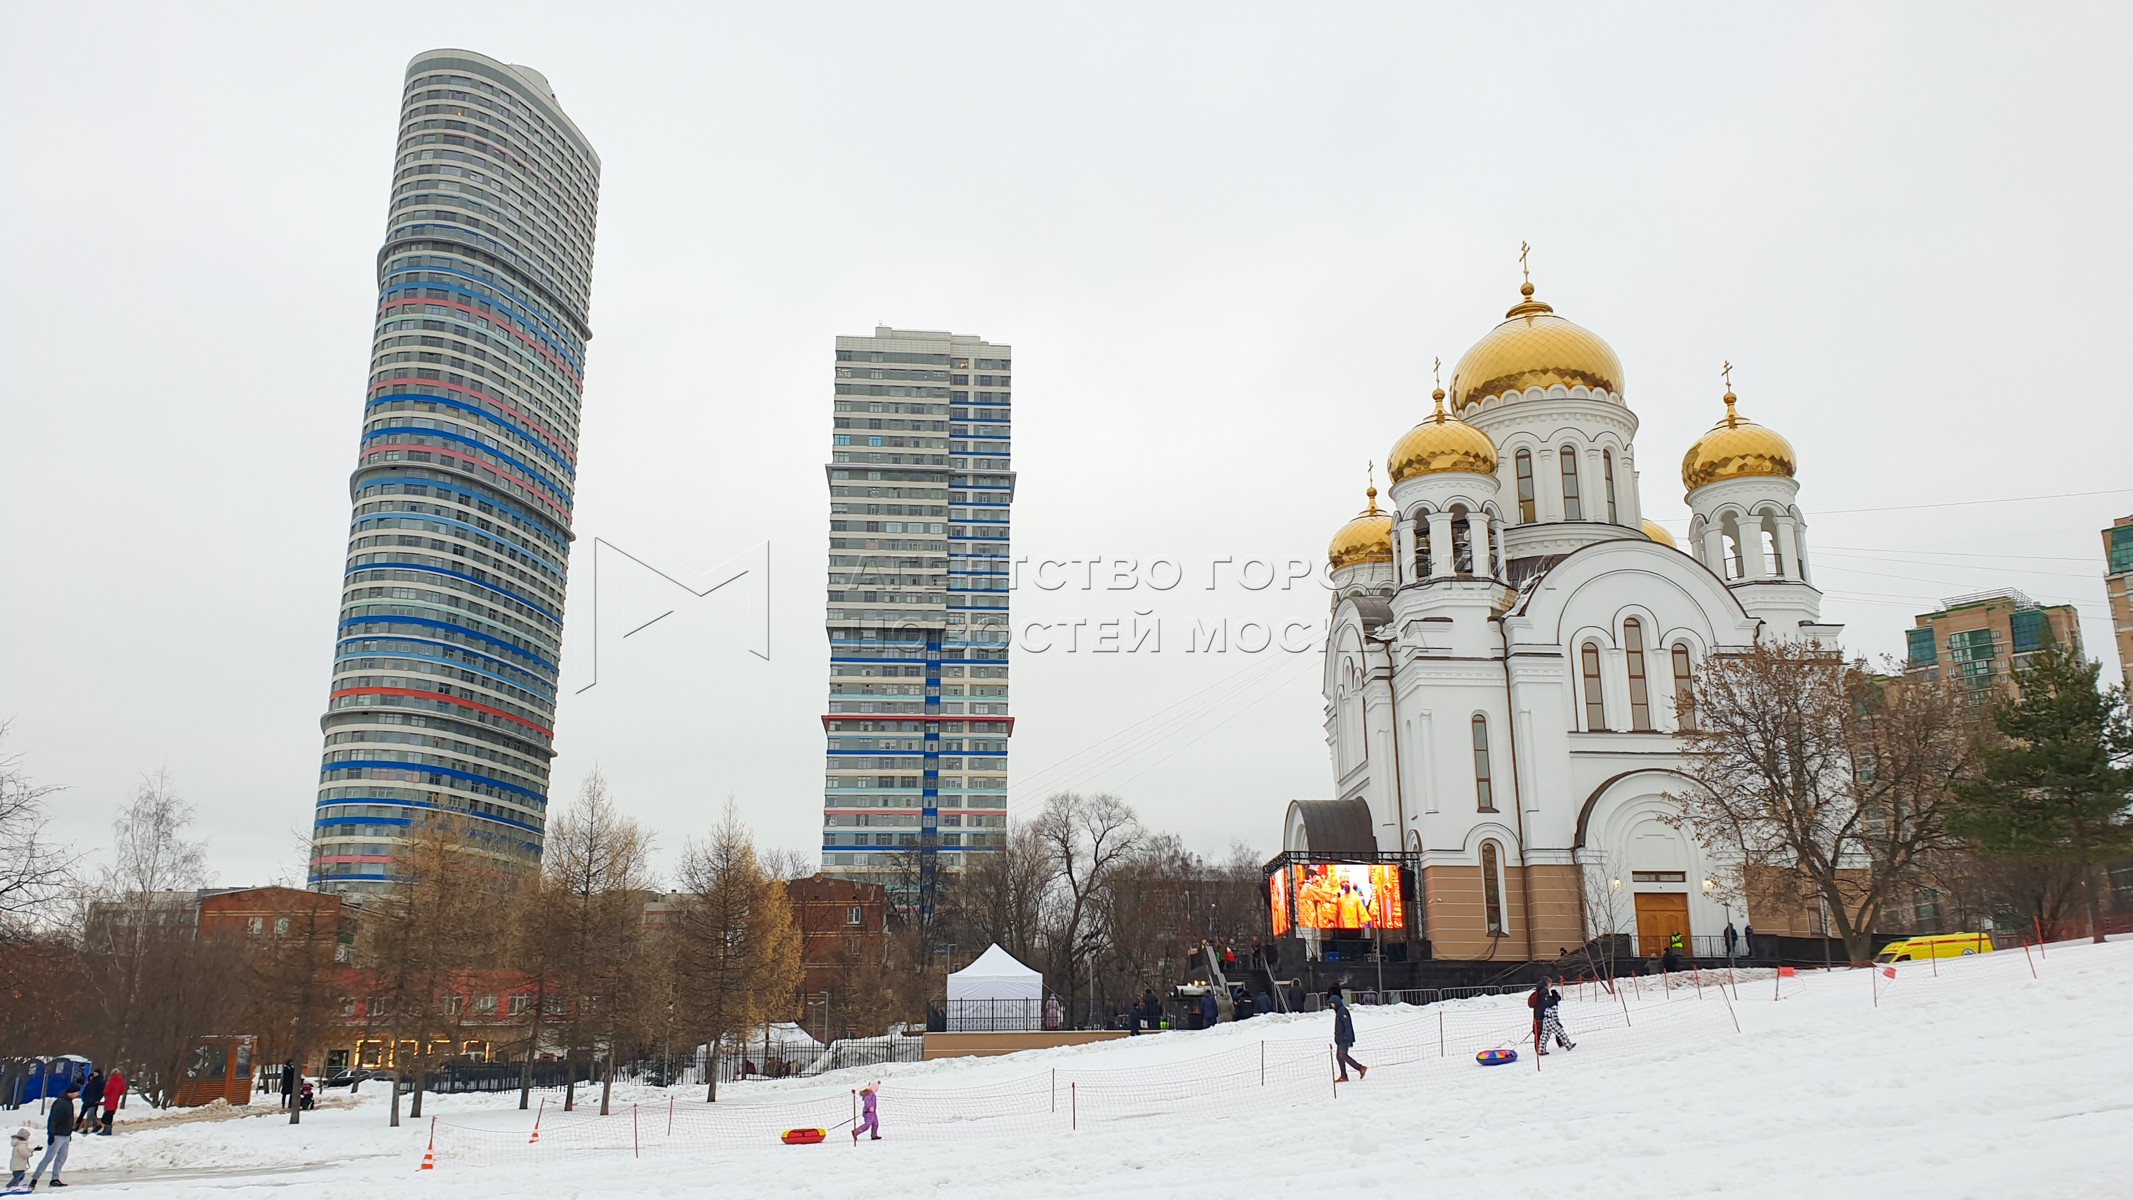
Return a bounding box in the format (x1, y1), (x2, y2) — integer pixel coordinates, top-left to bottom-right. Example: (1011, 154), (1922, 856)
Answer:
(945, 944), (1046, 1032)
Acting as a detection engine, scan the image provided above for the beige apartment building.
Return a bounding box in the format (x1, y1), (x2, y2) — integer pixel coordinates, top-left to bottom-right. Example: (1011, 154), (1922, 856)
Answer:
(1904, 589), (2084, 691)
(2106, 515), (2133, 690)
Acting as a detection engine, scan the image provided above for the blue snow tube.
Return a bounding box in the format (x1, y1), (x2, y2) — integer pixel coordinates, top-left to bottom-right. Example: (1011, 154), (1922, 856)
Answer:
(1476, 1048), (1518, 1066)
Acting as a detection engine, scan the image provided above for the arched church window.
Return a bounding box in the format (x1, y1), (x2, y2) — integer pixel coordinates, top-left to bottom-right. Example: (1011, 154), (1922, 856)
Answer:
(1514, 451), (1536, 523)
(1762, 523), (1783, 577)
(1480, 840), (1506, 936)
(1624, 618), (1652, 730)
(1580, 642), (1606, 730)
(1413, 513), (1432, 580)
(1672, 643), (1697, 731)
(1452, 505), (1474, 575)
(1559, 445), (1583, 520)
(1602, 450), (1619, 523)
(1470, 714), (1495, 811)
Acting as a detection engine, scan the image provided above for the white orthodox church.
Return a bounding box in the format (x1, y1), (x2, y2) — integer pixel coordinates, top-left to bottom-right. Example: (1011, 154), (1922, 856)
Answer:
(1284, 275), (1837, 963)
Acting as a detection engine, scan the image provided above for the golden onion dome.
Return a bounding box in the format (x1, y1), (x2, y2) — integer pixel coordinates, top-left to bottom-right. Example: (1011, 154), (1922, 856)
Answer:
(1641, 519), (1678, 548)
(1387, 387), (1499, 483)
(1681, 390), (1797, 491)
(1450, 283), (1625, 411)
(1328, 486), (1395, 570)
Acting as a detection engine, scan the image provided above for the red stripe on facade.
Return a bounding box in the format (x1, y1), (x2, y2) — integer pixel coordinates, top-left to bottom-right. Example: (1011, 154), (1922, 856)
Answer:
(366, 375), (577, 465)
(332, 686), (554, 736)
(377, 296), (583, 387)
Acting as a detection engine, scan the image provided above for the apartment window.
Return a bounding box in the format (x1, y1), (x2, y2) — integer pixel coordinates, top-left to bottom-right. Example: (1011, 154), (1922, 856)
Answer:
(847, 905), (865, 926)
(274, 916), (291, 937)
(1624, 619), (1652, 730)
(1471, 714), (1495, 811)
(247, 916), (264, 935)
(1514, 451), (1536, 523)
(1581, 643), (1606, 730)
(509, 994), (530, 1015)
(1559, 446), (1583, 520)
(475, 994), (497, 1015)
(1602, 450), (1618, 523)
(1672, 644), (1697, 731)
(1481, 841), (1506, 935)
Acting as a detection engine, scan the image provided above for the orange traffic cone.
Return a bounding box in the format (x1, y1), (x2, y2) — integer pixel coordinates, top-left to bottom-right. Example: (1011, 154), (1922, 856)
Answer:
(420, 1118), (437, 1171)
(529, 1097), (545, 1144)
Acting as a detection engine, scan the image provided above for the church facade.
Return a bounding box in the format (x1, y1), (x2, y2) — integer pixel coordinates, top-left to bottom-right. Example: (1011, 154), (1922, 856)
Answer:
(1286, 276), (1837, 963)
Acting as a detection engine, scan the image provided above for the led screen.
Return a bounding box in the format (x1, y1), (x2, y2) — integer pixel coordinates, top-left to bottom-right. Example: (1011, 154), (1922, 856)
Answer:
(1291, 863), (1404, 933)
(1268, 867), (1292, 936)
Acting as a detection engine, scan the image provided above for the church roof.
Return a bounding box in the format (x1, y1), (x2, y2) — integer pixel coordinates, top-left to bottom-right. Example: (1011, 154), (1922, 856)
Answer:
(1286, 797), (1375, 854)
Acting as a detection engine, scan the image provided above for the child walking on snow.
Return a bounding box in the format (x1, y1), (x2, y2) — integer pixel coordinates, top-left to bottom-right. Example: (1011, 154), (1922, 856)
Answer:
(1530, 976), (1576, 1054)
(9, 1126), (35, 1190)
(853, 1081), (882, 1142)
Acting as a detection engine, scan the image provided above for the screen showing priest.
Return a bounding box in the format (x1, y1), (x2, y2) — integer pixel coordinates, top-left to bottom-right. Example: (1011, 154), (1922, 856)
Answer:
(1290, 863), (1404, 933)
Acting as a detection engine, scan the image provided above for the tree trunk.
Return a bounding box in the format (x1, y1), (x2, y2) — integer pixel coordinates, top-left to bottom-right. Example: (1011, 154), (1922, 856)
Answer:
(518, 1054), (532, 1112)
(599, 1054), (614, 1116)
(2085, 863), (2107, 944)
(563, 1058), (575, 1112)
(409, 1061), (424, 1119)
(288, 1043), (303, 1126)
(388, 1073), (401, 1127)
(705, 1041), (718, 1104)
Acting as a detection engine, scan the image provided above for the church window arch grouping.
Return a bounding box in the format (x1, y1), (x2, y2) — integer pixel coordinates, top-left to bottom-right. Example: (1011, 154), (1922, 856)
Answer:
(1514, 450), (1536, 523)
(1470, 713), (1495, 811)
(1624, 618), (1652, 730)
(1559, 444), (1583, 520)
(1580, 642), (1606, 730)
(1479, 839), (1507, 936)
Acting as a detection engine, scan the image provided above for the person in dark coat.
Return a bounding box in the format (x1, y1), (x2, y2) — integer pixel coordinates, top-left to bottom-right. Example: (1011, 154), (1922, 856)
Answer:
(1198, 989), (1218, 1029)
(1256, 989), (1274, 1017)
(1141, 988), (1162, 1030)
(1328, 986), (1366, 1081)
(1742, 924), (1756, 960)
(1529, 977), (1575, 1054)
(30, 1082), (75, 1188)
(1723, 922), (1740, 959)
(280, 1060), (298, 1110)
(76, 1069), (102, 1133)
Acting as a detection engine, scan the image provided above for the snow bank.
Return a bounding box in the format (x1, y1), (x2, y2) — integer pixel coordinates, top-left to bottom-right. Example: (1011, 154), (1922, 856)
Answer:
(47, 939), (2133, 1198)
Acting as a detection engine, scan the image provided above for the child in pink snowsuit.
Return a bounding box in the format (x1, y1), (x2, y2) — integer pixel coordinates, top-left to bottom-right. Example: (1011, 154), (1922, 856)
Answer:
(853, 1082), (881, 1141)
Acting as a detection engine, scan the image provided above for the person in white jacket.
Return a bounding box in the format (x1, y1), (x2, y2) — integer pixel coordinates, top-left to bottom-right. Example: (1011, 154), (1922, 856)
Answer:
(10, 1126), (37, 1189)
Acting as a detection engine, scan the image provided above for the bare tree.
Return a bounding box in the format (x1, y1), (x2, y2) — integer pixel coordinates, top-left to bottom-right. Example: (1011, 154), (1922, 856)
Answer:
(951, 821), (1054, 966)
(543, 771), (656, 1115)
(1575, 852), (1634, 989)
(1034, 792), (1141, 1025)
(671, 802), (802, 1101)
(758, 847), (817, 882)
(0, 724), (74, 940)
(1670, 641), (1987, 962)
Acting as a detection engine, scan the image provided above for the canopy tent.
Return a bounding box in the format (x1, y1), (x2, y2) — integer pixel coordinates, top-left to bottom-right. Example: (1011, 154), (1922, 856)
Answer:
(946, 944), (1046, 1032)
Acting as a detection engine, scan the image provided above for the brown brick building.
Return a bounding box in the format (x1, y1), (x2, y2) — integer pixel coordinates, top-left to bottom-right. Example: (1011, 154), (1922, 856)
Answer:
(785, 874), (887, 1001)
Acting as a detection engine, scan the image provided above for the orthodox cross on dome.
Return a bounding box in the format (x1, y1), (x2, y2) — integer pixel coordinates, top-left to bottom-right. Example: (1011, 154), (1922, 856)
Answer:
(1433, 356), (1442, 391)
(1721, 360), (1734, 391)
(1518, 241), (1531, 286)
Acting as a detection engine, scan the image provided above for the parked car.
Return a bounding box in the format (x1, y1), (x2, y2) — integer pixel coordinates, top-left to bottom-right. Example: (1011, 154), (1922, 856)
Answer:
(1873, 932), (1993, 963)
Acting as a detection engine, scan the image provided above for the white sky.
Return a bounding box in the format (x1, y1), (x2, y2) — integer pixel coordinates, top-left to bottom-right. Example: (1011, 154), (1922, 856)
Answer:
(4, 2), (2129, 887)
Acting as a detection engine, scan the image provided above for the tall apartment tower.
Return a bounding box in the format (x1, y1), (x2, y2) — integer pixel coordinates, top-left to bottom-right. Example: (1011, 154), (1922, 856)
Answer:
(821, 328), (1015, 913)
(308, 50), (601, 893)
(2105, 515), (2133, 690)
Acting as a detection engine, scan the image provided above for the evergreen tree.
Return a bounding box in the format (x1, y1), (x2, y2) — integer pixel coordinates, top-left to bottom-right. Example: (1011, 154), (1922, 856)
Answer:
(1949, 647), (2133, 943)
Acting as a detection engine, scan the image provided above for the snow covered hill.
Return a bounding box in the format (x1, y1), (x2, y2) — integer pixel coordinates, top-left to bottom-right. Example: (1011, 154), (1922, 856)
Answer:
(26, 937), (2132, 1199)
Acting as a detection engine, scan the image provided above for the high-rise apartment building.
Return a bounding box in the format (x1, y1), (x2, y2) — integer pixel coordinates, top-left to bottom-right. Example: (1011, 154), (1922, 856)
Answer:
(2104, 515), (2133, 690)
(821, 328), (1014, 912)
(308, 50), (602, 892)
(1904, 589), (2083, 691)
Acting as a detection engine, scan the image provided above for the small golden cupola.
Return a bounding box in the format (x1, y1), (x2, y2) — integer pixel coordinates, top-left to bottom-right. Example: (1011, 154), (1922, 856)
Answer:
(1387, 387), (1499, 483)
(1681, 388), (1797, 491)
(1449, 280), (1625, 412)
(1328, 486), (1395, 570)
(1641, 519), (1678, 548)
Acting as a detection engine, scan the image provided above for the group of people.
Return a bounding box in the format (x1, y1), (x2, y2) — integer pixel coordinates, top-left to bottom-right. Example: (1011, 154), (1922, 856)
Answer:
(10, 1068), (123, 1191)
(276, 1061), (315, 1112)
(1317, 974), (1584, 1084)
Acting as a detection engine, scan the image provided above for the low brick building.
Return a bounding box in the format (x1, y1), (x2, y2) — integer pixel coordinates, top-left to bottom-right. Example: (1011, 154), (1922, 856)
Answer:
(786, 874), (887, 1010)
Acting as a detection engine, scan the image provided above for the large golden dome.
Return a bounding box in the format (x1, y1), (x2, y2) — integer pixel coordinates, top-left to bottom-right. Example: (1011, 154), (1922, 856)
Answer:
(1328, 487), (1394, 570)
(1641, 519), (1678, 548)
(1681, 391), (1796, 491)
(1450, 284), (1625, 411)
(1388, 388), (1499, 483)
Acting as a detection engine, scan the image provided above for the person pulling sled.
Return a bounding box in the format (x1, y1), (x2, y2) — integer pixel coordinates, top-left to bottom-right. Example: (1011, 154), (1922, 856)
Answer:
(853, 1081), (882, 1142)
(1529, 976), (1575, 1055)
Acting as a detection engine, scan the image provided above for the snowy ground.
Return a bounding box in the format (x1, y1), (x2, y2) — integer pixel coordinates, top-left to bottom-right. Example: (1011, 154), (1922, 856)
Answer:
(18, 937), (2131, 1199)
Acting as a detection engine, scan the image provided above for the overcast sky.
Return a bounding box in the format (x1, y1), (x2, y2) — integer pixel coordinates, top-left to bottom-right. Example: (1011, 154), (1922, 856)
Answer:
(4, 2), (2129, 888)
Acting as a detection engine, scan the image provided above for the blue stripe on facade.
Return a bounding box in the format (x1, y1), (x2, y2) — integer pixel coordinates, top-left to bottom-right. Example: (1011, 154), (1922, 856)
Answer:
(331, 647), (557, 702)
(311, 794), (547, 831)
(366, 393), (575, 472)
(344, 559), (561, 624)
(353, 475), (572, 546)
(352, 511), (565, 581)
(339, 614), (557, 673)
(379, 270), (585, 368)
(361, 427), (572, 505)
(320, 760), (549, 802)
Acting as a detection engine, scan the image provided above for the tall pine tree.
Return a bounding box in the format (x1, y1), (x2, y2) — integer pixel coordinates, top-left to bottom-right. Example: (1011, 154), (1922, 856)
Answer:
(1949, 647), (2133, 943)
